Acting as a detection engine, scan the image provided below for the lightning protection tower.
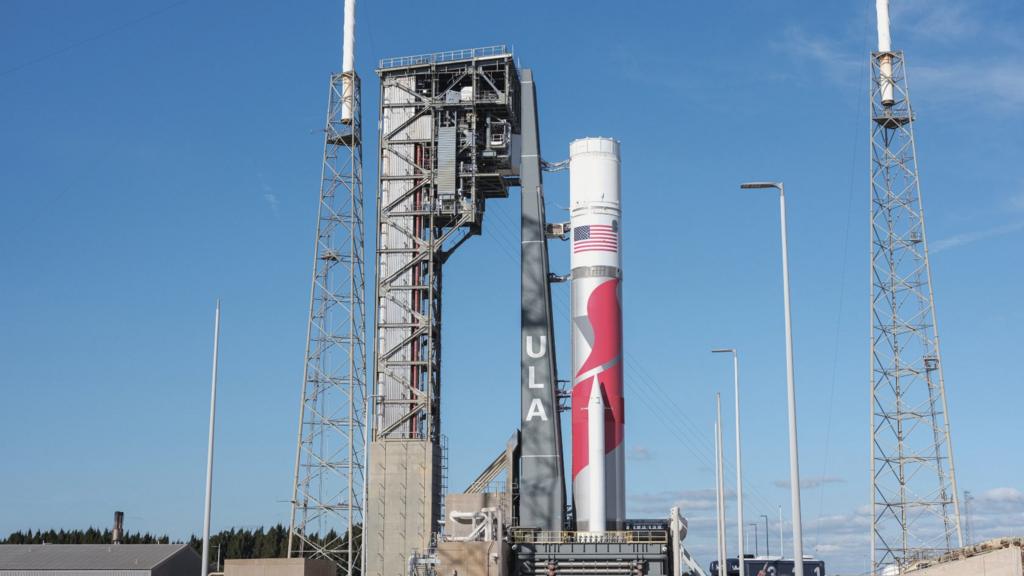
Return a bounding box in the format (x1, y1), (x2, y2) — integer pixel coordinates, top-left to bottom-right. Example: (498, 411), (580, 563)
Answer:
(870, 2), (962, 574)
(288, 1), (367, 575)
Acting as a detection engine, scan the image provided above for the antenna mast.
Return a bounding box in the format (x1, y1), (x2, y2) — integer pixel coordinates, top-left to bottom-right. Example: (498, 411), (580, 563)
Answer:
(288, 1), (367, 574)
(869, 2), (962, 573)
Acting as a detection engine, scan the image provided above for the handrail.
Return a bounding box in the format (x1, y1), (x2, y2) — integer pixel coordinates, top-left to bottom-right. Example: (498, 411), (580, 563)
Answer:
(379, 45), (511, 70)
(509, 529), (669, 545)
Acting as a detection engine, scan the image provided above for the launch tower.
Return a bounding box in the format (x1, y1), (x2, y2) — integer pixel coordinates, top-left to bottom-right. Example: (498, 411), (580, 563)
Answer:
(869, 2), (962, 573)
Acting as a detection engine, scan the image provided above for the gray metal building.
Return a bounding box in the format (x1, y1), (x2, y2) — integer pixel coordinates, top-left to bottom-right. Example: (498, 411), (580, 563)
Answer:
(0, 545), (201, 576)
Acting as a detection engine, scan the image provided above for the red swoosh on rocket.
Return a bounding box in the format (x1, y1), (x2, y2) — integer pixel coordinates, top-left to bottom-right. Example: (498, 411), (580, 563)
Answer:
(572, 278), (624, 478)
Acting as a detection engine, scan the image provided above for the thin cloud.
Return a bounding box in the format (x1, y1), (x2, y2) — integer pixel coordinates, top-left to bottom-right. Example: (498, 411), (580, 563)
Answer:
(964, 487), (1024, 544)
(804, 507), (873, 571)
(263, 192), (280, 215)
(979, 487), (1024, 504)
(911, 59), (1024, 111)
(775, 26), (860, 87)
(806, 487), (1024, 572)
(931, 221), (1024, 253)
(256, 170), (280, 217)
(773, 475), (845, 490)
(779, 6), (1024, 115)
(1008, 192), (1024, 212)
(628, 488), (731, 515)
(891, 0), (980, 42)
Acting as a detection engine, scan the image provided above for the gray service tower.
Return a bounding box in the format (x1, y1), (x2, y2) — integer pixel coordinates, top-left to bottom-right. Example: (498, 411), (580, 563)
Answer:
(365, 46), (695, 576)
(366, 46), (522, 576)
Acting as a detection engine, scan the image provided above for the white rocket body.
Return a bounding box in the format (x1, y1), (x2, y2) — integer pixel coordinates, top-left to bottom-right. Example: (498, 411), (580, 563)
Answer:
(876, 0), (895, 106)
(569, 137), (625, 533)
(341, 0), (357, 123)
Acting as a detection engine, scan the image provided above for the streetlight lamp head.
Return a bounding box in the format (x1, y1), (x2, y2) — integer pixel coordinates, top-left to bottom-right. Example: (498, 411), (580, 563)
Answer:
(711, 348), (735, 354)
(740, 182), (783, 190)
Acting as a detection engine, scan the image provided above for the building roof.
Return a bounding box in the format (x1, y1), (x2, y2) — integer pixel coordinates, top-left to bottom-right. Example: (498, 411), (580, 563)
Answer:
(0, 545), (194, 571)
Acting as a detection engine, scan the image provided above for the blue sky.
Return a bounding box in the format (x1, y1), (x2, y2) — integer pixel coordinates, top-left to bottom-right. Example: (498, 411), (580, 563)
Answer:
(1, 1), (1022, 573)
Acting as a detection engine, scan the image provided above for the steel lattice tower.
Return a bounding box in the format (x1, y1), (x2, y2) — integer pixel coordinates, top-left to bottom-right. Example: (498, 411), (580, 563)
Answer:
(288, 63), (367, 576)
(869, 47), (962, 575)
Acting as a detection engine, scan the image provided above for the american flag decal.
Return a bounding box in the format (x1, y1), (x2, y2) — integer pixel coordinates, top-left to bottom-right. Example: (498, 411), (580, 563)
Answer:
(573, 224), (618, 254)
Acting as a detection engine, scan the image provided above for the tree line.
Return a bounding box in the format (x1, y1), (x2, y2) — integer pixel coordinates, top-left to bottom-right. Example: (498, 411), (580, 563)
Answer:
(3, 525), (360, 570)
(184, 525), (363, 568)
(2, 528), (170, 545)
(185, 525), (291, 562)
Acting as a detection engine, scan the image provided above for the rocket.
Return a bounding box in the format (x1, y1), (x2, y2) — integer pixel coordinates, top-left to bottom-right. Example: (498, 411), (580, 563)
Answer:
(569, 137), (624, 533)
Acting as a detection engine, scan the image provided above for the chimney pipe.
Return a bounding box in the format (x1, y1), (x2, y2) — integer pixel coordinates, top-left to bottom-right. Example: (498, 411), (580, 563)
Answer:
(113, 511), (124, 544)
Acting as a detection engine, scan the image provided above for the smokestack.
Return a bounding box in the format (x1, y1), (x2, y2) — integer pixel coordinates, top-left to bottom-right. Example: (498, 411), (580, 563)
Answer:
(113, 511), (124, 544)
(569, 137), (624, 533)
(876, 0), (895, 106)
(340, 0), (357, 124)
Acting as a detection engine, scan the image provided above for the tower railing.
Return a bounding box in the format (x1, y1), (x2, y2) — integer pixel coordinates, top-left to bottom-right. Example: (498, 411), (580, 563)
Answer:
(378, 45), (511, 70)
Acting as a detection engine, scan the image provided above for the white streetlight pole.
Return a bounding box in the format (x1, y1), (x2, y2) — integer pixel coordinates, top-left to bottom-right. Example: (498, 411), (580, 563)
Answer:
(713, 348), (745, 576)
(779, 505), (785, 559)
(760, 514), (770, 557)
(202, 301), (221, 576)
(715, 394), (727, 576)
(740, 181), (804, 576)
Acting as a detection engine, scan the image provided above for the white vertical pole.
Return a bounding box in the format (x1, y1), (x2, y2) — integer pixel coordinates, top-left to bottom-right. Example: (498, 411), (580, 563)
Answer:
(202, 301), (221, 576)
(715, 410), (722, 576)
(671, 507), (684, 576)
(779, 188), (804, 576)
(875, 0), (892, 52)
(733, 351), (745, 576)
(340, 0), (357, 123)
(876, 0), (895, 105)
(342, 0), (356, 74)
(779, 505), (784, 559)
(716, 394), (727, 576)
(716, 409), (724, 561)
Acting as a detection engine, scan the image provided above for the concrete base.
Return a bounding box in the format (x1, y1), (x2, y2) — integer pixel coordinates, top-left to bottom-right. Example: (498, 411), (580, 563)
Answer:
(906, 538), (1024, 576)
(223, 558), (334, 576)
(365, 440), (441, 576)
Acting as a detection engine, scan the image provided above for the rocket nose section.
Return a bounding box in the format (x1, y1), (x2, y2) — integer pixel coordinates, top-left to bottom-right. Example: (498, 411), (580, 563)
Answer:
(569, 137), (621, 209)
(588, 376), (604, 407)
(585, 374), (608, 533)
